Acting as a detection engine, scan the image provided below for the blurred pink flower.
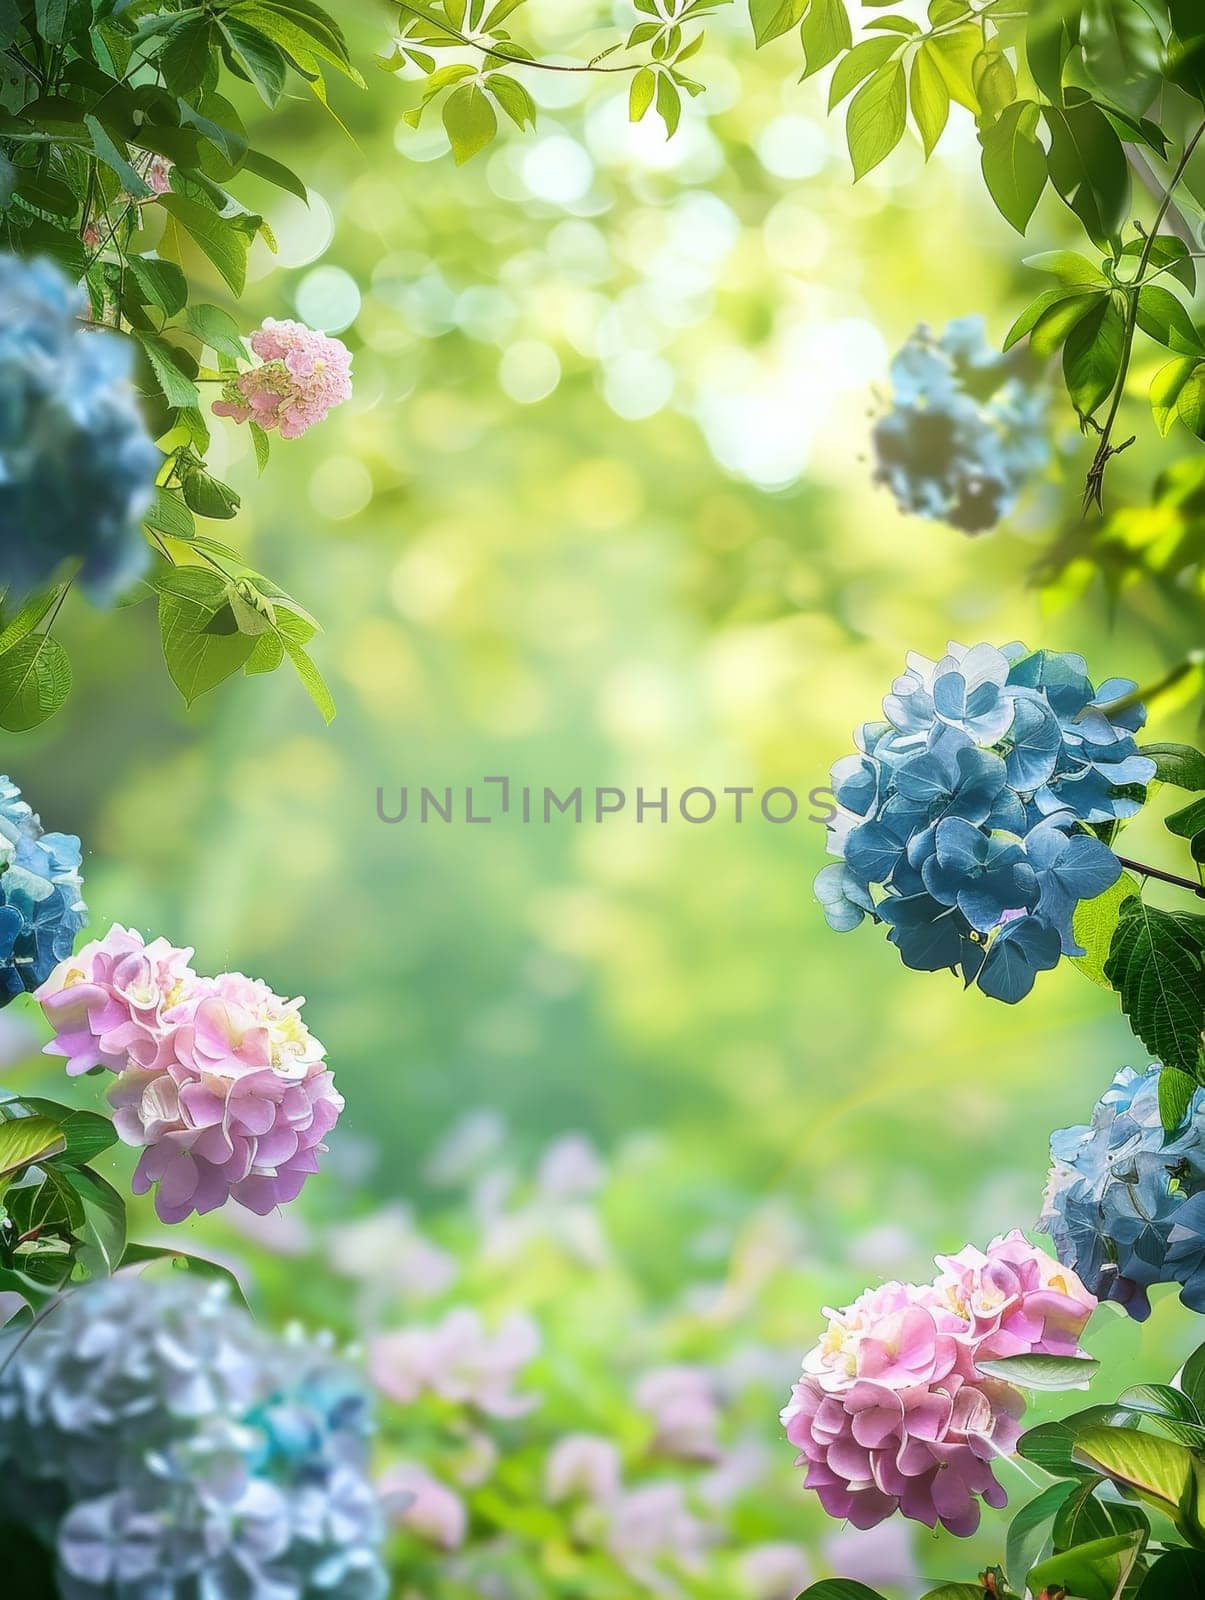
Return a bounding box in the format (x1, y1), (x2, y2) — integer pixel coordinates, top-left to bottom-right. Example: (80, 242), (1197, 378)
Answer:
(379, 1464), (466, 1549)
(635, 1365), (723, 1462)
(782, 1231), (1096, 1537)
(36, 923), (195, 1076)
(605, 1482), (713, 1591)
(371, 1307), (540, 1418)
(213, 318), (352, 440)
(328, 1205), (457, 1301)
(740, 1542), (814, 1600)
(545, 1434), (622, 1505)
(537, 1133), (605, 1200)
(822, 1521), (921, 1596)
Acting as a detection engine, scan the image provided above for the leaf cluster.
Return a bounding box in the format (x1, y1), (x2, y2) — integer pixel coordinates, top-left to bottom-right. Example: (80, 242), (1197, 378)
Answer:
(2, 0), (356, 725)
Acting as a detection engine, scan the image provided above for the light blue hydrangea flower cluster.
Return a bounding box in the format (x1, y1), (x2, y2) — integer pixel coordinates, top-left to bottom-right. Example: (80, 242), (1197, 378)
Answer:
(0, 253), (158, 603)
(0, 774), (86, 1007)
(817, 642), (1154, 1003)
(1040, 1065), (1205, 1321)
(0, 1274), (388, 1600)
(873, 316), (1050, 533)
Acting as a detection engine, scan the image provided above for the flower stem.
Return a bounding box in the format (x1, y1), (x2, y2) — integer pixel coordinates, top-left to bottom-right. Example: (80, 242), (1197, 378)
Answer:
(1116, 855), (1205, 899)
(1085, 118), (1205, 515)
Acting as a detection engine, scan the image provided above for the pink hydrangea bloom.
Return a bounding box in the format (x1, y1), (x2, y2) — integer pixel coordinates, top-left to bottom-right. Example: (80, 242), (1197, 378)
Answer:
(37, 927), (344, 1225)
(213, 318), (352, 440)
(35, 924), (196, 1076)
(782, 1232), (1096, 1537)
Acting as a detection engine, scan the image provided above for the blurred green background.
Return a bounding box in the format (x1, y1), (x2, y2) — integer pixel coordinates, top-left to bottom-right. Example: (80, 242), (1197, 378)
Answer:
(7, 3), (1205, 1592)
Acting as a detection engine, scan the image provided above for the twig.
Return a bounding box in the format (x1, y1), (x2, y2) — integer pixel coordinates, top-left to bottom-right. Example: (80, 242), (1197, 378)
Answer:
(1116, 856), (1205, 900)
(1085, 119), (1205, 516)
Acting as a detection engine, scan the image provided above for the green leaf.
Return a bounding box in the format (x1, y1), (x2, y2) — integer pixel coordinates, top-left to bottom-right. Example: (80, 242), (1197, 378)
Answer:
(749, 0), (807, 47)
(927, 24), (980, 112)
(629, 65), (656, 121)
(160, 16), (217, 97)
(1028, 1532), (1145, 1600)
(1136, 285), (1205, 356)
(1004, 287), (1085, 352)
(276, 612), (334, 722)
(979, 99), (1046, 233)
(182, 304), (247, 364)
(0, 587), (64, 658)
(800, 0), (852, 80)
(249, 422), (271, 473)
(118, 1241), (248, 1304)
(1025, 249), (1110, 288)
(240, 148), (308, 202)
(1042, 102), (1130, 250)
(136, 333), (200, 410)
(847, 60), (906, 180)
(977, 1352), (1101, 1391)
(1104, 896), (1205, 1078)
(220, 16), (289, 105)
(85, 115), (151, 198)
(1123, 234), (1197, 295)
(442, 82), (497, 165)
(798, 1584), (887, 1600)
(973, 45), (1016, 122)
(1072, 1426), (1203, 1536)
(1019, 1407), (1140, 1478)
(1118, 1383), (1205, 1443)
(0, 1098), (117, 1167)
(179, 462), (240, 520)
(1179, 1338), (1205, 1417)
(0, 1117), (65, 1181)
(1136, 1550), (1205, 1599)
(227, 0), (361, 82)
(488, 73), (536, 131)
(1169, 797), (1205, 840)
(1159, 1065), (1198, 1133)
(0, 635), (72, 732)
(1006, 1481), (1078, 1591)
(1151, 357), (1201, 436)
(63, 1165), (126, 1277)
(910, 45), (950, 159)
(1050, 1478), (1116, 1559)
(1030, 292), (1100, 359)
(159, 194), (250, 296)
(1072, 874), (1139, 989)
(1063, 293), (1126, 418)
(245, 630), (285, 675)
(655, 72), (681, 137)
(157, 568), (257, 705)
(1143, 743), (1205, 790)
(829, 35), (898, 109)
(1178, 364), (1205, 440)
(144, 488), (195, 543)
(126, 258), (188, 317)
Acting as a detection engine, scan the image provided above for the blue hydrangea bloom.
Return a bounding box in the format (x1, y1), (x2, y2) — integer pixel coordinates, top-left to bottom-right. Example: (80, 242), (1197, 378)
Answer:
(0, 1274), (388, 1600)
(818, 642), (1154, 1002)
(1040, 1065), (1205, 1321)
(0, 254), (158, 604)
(873, 316), (1050, 533)
(0, 773), (86, 1006)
